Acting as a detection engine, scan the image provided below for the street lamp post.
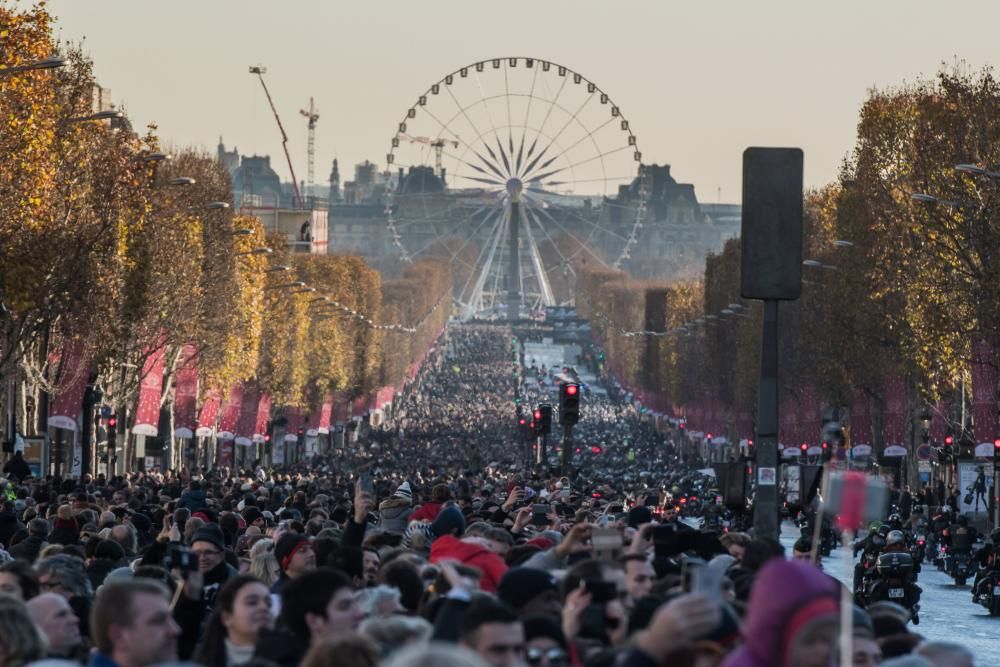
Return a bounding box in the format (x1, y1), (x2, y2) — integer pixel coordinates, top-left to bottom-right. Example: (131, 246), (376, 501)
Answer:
(0, 56), (65, 78)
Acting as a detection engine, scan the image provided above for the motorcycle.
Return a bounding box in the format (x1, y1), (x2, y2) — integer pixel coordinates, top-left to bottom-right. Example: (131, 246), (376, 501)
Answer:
(867, 552), (922, 624)
(854, 549), (881, 605)
(910, 532), (927, 563)
(946, 549), (975, 586)
(972, 568), (1000, 616)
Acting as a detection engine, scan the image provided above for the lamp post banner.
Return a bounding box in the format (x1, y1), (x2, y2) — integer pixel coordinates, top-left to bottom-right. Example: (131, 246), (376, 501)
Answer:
(218, 384), (243, 435)
(47, 340), (89, 432)
(972, 340), (998, 442)
(173, 345), (199, 435)
(132, 345), (166, 436)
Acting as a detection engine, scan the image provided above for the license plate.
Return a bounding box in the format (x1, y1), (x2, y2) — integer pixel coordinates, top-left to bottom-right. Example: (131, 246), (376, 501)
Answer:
(888, 588), (905, 598)
(993, 586), (1000, 596)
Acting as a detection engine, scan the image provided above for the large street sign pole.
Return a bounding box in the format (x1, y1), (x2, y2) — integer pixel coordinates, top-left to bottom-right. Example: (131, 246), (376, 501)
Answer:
(741, 147), (804, 541)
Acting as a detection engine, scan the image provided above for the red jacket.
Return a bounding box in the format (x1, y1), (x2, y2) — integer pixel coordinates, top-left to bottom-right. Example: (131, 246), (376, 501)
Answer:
(429, 535), (508, 593)
(409, 501), (443, 523)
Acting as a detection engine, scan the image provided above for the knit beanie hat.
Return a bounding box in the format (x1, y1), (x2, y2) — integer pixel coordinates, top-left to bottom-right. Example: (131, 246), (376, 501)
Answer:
(190, 524), (226, 552)
(431, 504), (466, 538)
(393, 482), (413, 503)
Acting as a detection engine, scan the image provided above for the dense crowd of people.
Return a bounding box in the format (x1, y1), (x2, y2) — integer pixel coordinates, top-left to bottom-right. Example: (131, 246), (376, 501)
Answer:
(0, 325), (980, 667)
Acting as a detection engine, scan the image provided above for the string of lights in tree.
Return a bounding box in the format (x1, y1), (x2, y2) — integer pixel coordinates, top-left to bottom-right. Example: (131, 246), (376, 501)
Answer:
(308, 290), (449, 334)
(591, 304), (748, 338)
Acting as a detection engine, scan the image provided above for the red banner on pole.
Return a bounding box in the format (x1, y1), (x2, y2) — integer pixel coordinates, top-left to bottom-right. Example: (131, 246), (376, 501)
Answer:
(972, 339), (998, 442)
(254, 394), (271, 441)
(132, 346), (166, 437)
(218, 384), (243, 439)
(196, 390), (220, 438)
(850, 389), (872, 445)
(235, 385), (260, 445)
(882, 373), (906, 445)
(48, 340), (90, 432)
(173, 345), (199, 439)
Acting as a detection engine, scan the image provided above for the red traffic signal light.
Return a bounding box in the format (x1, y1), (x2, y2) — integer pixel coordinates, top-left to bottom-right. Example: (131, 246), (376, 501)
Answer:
(566, 384), (578, 396)
(706, 432), (713, 441)
(800, 443), (808, 452)
(107, 417), (117, 428)
(518, 418), (526, 426)
(533, 409), (542, 421)
(264, 434), (271, 443)
(944, 435), (955, 446)
(591, 446), (602, 454)
(993, 438), (1000, 449)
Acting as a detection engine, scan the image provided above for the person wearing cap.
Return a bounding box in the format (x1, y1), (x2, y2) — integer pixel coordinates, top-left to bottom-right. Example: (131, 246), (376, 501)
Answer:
(191, 524), (237, 608)
(378, 481), (414, 534)
(271, 532), (316, 594)
(497, 568), (561, 619)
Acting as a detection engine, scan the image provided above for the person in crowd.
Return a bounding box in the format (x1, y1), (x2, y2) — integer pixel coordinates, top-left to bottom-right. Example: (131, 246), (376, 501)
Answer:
(90, 578), (182, 667)
(271, 531), (316, 594)
(191, 524), (238, 607)
(459, 598), (526, 667)
(0, 558), (40, 600)
(359, 615), (433, 656)
(36, 553), (93, 638)
(0, 595), (47, 667)
(248, 538), (280, 587)
(195, 574), (275, 667)
(719, 559), (840, 667)
(26, 592), (84, 661)
(301, 634), (380, 667)
(378, 482), (414, 534)
(496, 567), (561, 619)
(11, 517), (49, 562)
(255, 568), (364, 667)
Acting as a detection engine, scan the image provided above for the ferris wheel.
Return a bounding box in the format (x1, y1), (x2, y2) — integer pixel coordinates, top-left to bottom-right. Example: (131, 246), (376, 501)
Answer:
(384, 57), (648, 320)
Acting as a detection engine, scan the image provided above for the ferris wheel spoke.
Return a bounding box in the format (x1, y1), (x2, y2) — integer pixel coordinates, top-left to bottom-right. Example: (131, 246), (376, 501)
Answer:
(473, 68), (504, 151)
(503, 61), (515, 157)
(459, 208), (508, 311)
(522, 91), (596, 180)
(413, 102), (505, 179)
(453, 173), (506, 187)
(528, 144), (631, 184)
(524, 197), (609, 267)
(537, 196), (631, 244)
(448, 202), (506, 270)
(495, 136), (512, 175)
(524, 206), (577, 277)
(441, 84), (505, 178)
(516, 65), (541, 175)
(525, 75), (569, 168)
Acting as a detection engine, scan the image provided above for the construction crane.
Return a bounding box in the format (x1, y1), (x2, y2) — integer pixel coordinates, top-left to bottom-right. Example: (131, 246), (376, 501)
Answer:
(249, 65), (303, 208)
(396, 133), (459, 179)
(299, 97), (319, 196)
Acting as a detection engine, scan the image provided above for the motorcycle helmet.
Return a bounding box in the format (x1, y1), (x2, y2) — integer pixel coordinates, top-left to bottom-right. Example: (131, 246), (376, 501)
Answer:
(957, 515), (969, 527)
(868, 521), (881, 533)
(990, 528), (1000, 544)
(887, 530), (905, 546)
(888, 513), (902, 529)
(877, 524), (891, 538)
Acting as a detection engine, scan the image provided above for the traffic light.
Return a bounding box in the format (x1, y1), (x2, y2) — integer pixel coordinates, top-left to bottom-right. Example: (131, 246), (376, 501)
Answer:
(534, 404), (552, 434)
(799, 442), (809, 457)
(993, 438), (1000, 462)
(560, 383), (580, 426)
(944, 434), (954, 446)
(106, 416), (118, 458)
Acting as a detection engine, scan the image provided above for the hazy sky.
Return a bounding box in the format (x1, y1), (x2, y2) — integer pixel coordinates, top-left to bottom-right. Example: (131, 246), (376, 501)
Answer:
(36, 0), (999, 204)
